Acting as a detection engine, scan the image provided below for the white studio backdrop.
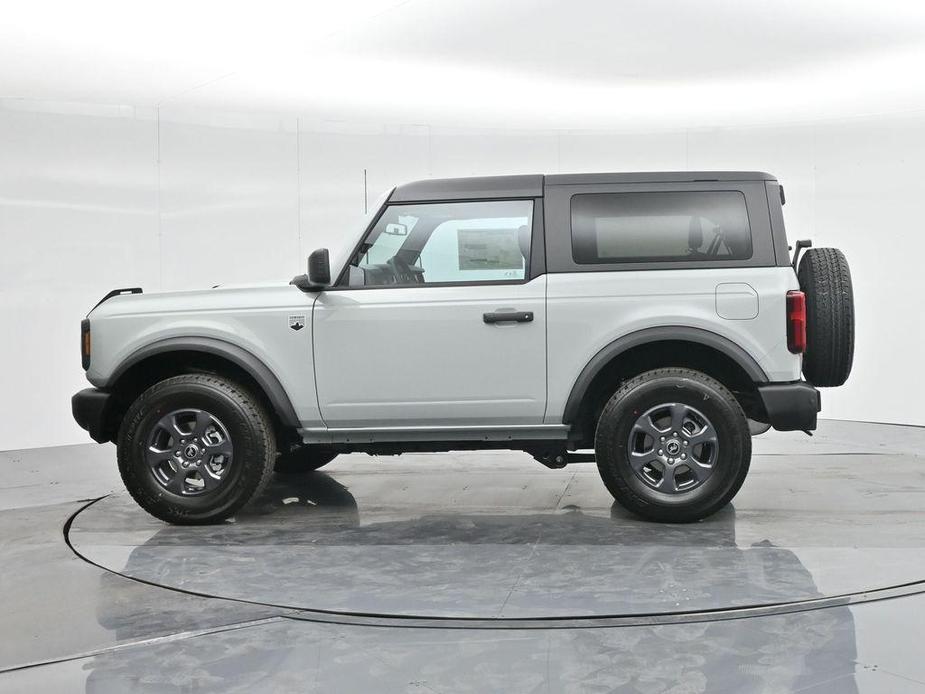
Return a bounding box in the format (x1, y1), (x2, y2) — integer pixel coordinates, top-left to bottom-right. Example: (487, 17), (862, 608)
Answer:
(0, 99), (917, 450)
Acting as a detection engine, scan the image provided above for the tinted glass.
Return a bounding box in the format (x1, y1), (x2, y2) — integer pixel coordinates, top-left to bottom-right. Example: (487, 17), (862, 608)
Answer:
(346, 200), (533, 287)
(571, 191), (752, 264)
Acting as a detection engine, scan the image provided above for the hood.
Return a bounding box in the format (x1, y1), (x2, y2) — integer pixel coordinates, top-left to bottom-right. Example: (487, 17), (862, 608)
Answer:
(88, 281), (305, 319)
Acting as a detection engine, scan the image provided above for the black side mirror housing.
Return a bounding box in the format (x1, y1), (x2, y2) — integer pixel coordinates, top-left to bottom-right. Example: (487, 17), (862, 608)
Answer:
(291, 248), (331, 292)
(308, 248), (331, 285)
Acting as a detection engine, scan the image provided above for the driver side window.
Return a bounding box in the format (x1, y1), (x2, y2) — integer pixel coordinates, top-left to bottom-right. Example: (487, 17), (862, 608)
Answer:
(344, 200), (534, 287)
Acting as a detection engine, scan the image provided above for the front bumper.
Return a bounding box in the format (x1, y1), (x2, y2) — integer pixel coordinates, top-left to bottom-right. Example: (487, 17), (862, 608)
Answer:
(757, 381), (820, 432)
(72, 388), (112, 443)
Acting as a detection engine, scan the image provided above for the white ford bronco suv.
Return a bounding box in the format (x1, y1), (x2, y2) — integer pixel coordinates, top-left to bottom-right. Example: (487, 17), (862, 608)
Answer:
(73, 172), (854, 525)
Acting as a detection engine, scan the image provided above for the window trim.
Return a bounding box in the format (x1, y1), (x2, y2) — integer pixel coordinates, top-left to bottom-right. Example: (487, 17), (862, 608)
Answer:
(331, 197), (544, 291)
(569, 189), (754, 265)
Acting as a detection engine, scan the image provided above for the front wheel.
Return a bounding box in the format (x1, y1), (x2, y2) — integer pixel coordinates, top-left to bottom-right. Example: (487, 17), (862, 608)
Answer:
(595, 368), (751, 523)
(117, 374), (276, 525)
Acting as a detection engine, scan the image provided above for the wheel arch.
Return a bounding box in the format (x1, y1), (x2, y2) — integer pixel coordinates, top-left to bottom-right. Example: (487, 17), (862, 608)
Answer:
(562, 327), (768, 446)
(100, 338), (300, 443)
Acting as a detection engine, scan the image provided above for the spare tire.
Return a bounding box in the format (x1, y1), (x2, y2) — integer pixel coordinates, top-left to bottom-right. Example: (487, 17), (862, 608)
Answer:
(797, 247), (854, 387)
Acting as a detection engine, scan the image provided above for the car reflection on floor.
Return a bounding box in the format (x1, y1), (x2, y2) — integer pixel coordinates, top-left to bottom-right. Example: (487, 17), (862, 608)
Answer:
(84, 472), (860, 693)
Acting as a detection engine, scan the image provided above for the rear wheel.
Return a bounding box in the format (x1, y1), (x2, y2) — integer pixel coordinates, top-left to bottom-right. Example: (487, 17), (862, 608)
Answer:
(117, 374), (276, 525)
(595, 368), (751, 523)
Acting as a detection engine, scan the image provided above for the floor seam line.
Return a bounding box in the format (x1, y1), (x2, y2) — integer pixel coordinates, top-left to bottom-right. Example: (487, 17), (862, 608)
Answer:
(0, 616), (290, 674)
(494, 526), (546, 619)
(492, 473), (576, 618)
(553, 472), (577, 510)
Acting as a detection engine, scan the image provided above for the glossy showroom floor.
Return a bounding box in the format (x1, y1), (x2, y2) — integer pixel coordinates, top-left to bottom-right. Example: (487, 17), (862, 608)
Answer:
(2, 421), (924, 693)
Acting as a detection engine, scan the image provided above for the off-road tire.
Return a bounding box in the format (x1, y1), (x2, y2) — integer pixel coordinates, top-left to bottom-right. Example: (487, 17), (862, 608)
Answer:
(117, 374), (276, 525)
(595, 368), (751, 523)
(274, 447), (338, 474)
(797, 247), (854, 387)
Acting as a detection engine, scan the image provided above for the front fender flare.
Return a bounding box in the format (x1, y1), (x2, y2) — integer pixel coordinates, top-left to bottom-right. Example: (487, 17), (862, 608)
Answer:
(99, 336), (300, 428)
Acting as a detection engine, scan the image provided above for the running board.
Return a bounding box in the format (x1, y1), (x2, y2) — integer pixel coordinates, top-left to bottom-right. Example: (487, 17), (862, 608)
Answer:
(299, 424), (571, 445)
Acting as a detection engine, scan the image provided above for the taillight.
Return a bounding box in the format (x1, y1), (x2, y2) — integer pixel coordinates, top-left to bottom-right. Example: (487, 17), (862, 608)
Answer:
(787, 290), (806, 354)
(81, 319), (91, 369)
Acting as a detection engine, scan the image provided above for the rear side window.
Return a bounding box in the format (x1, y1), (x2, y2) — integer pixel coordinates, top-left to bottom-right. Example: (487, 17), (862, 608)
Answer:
(570, 191), (752, 264)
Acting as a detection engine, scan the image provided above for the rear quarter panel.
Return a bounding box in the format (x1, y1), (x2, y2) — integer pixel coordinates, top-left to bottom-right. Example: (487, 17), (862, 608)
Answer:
(544, 266), (801, 424)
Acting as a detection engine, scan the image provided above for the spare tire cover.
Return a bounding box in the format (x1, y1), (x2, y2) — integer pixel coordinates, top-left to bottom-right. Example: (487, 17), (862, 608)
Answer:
(797, 247), (855, 387)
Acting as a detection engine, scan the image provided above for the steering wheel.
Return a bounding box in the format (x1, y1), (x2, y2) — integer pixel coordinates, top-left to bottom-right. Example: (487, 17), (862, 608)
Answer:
(387, 255), (424, 284)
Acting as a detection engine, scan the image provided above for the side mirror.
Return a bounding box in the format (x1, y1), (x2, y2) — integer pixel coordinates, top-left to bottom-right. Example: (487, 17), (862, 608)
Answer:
(308, 248), (331, 285)
(290, 248), (331, 292)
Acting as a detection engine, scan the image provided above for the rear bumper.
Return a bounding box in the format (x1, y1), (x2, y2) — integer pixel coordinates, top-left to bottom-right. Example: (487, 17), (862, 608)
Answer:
(72, 388), (112, 443)
(757, 381), (821, 432)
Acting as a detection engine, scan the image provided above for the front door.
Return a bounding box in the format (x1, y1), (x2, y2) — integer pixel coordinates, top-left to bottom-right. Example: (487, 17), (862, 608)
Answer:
(313, 198), (546, 429)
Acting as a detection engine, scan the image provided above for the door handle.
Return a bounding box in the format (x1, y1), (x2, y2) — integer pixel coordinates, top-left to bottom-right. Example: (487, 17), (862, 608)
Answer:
(483, 311), (533, 324)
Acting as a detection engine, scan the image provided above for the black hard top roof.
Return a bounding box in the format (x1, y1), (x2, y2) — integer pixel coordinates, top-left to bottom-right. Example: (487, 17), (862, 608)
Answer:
(389, 171), (777, 203)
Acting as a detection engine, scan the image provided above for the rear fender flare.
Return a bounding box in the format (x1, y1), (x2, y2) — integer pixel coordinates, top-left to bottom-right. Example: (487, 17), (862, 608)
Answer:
(561, 326), (768, 424)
